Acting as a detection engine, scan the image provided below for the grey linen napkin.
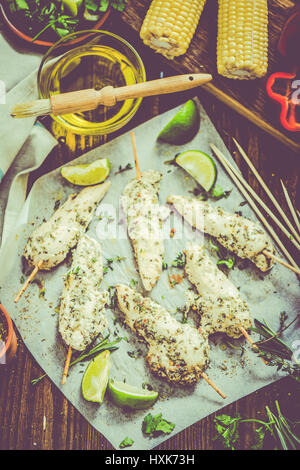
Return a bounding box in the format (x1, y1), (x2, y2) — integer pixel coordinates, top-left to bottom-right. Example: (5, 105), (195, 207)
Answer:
(0, 36), (57, 246)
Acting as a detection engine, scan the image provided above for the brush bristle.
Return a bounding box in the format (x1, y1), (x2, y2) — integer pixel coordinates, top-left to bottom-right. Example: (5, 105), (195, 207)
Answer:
(11, 99), (51, 119)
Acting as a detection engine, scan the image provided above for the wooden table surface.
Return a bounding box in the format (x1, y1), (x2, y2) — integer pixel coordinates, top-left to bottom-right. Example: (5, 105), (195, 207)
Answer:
(0, 13), (299, 451)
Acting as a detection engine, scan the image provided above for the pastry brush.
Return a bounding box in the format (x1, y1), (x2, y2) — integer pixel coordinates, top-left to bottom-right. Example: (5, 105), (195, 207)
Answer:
(11, 73), (212, 119)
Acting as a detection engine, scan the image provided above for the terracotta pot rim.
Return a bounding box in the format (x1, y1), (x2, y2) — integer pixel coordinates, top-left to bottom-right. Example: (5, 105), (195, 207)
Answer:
(0, 4), (112, 48)
(0, 304), (14, 358)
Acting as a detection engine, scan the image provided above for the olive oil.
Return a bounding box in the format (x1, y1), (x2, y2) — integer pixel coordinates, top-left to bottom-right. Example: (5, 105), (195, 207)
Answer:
(39, 44), (143, 134)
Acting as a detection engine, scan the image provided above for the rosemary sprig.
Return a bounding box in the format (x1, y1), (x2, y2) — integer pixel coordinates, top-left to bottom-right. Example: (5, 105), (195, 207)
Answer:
(103, 256), (126, 274)
(114, 163), (133, 175)
(251, 316), (300, 380)
(31, 334), (122, 385)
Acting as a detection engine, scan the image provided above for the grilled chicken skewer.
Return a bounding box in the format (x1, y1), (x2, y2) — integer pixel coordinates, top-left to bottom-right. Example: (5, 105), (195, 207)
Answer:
(184, 244), (266, 362)
(15, 181), (111, 302)
(167, 195), (276, 272)
(60, 235), (109, 384)
(115, 284), (226, 398)
(122, 133), (166, 291)
(184, 244), (251, 339)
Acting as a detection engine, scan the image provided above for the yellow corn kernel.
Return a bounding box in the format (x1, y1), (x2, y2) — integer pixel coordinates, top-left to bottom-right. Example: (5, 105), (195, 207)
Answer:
(140, 0), (207, 59)
(217, 0), (268, 79)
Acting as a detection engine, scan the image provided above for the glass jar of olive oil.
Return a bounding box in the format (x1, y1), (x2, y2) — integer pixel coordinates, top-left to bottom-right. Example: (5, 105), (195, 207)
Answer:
(38, 30), (146, 135)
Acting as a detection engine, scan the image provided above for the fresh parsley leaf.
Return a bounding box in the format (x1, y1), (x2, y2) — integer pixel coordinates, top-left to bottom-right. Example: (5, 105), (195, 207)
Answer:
(129, 278), (138, 288)
(217, 258), (235, 270)
(214, 401), (300, 450)
(213, 414), (241, 450)
(211, 184), (232, 200)
(171, 252), (185, 268)
(111, 0), (127, 12)
(251, 426), (266, 450)
(142, 413), (175, 438)
(119, 436), (134, 448)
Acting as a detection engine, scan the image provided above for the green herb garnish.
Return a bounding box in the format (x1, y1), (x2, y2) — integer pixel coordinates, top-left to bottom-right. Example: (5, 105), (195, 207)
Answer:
(142, 413), (175, 438)
(5, 0), (127, 42)
(114, 162), (133, 175)
(103, 256), (126, 274)
(211, 184), (232, 200)
(208, 238), (235, 270)
(31, 334), (122, 385)
(251, 316), (300, 380)
(171, 252), (185, 268)
(119, 437), (134, 448)
(214, 401), (300, 450)
(217, 258), (235, 270)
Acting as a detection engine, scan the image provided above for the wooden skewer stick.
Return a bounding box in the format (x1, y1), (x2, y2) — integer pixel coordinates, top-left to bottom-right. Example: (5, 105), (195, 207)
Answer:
(210, 144), (300, 273)
(130, 131), (141, 180)
(14, 261), (43, 303)
(61, 345), (72, 385)
(280, 180), (300, 235)
(239, 327), (268, 365)
(200, 372), (226, 399)
(262, 251), (300, 276)
(212, 143), (300, 252)
(233, 138), (300, 245)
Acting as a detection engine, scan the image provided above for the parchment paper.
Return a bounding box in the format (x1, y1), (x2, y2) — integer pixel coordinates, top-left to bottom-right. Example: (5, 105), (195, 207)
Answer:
(0, 100), (299, 450)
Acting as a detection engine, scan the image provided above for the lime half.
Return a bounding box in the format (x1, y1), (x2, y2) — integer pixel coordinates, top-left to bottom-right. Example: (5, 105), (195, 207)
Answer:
(81, 351), (110, 404)
(108, 379), (158, 410)
(61, 158), (110, 186)
(157, 100), (200, 145)
(176, 150), (217, 191)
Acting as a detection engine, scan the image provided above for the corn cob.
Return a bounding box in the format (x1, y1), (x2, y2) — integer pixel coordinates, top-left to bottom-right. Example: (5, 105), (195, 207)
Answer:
(217, 0), (268, 79)
(140, 0), (207, 60)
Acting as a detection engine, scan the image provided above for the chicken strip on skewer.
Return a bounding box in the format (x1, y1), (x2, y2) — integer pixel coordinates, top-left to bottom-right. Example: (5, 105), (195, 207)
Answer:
(167, 195), (276, 272)
(184, 244), (252, 339)
(24, 181), (111, 271)
(115, 284), (209, 385)
(59, 235), (109, 351)
(122, 171), (165, 291)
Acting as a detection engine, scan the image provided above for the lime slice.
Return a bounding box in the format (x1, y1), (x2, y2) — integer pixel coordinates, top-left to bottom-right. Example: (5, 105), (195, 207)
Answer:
(157, 100), (200, 145)
(176, 150), (217, 191)
(108, 379), (158, 410)
(81, 351), (110, 404)
(61, 158), (110, 186)
(62, 0), (83, 17)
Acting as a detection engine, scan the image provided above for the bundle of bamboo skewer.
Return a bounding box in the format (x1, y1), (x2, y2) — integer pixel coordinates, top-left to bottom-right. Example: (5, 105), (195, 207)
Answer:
(210, 140), (300, 276)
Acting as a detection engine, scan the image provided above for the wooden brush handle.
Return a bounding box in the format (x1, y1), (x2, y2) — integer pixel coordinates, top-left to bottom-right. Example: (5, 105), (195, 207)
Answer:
(97, 73), (212, 106)
(50, 73), (212, 115)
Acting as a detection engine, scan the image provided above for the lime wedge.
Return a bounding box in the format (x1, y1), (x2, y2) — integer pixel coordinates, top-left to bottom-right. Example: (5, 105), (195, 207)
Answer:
(176, 150), (217, 191)
(61, 158), (110, 186)
(62, 0), (83, 17)
(157, 100), (200, 145)
(108, 379), (158, 410)
(81, 351), (110, 404)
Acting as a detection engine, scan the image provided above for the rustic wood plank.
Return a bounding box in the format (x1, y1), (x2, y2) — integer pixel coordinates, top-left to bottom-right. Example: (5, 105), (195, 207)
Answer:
(122, 0), (300, 152)
(0, 12), (299, 452)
